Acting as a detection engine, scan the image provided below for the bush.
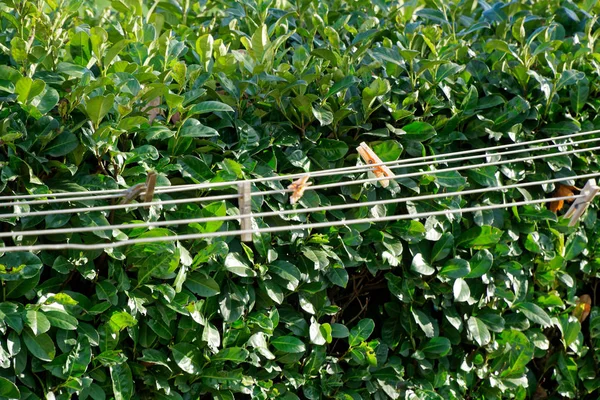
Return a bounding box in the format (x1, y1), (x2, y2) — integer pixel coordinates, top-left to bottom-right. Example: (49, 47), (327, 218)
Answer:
(0, 0), (599, 399)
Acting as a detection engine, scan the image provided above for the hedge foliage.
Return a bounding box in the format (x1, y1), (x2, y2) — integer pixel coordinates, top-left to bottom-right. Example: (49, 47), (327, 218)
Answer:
(1, 0), (600, 399)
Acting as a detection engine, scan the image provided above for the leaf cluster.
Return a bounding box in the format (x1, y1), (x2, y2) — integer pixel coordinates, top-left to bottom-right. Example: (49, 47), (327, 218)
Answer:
(0, 0), (600, 399)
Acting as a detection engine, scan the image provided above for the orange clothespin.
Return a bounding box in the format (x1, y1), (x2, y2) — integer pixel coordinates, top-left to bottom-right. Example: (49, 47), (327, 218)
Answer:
(143, 171), (157, 208)
(356, 142), (395, 188)
(238, 181), (253, 242)
(564, 179), (599, 226)
(288, 175), (312, 205)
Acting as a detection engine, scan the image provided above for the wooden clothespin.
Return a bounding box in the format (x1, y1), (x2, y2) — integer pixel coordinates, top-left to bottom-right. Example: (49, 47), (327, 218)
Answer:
(288, 175), (312, 205)
(120, 183), (146, 204)
(356, 142), (395, 188)
(144, 172), (157, 208)
(238, 181), (252, 242)
(564, 179), (599, 226)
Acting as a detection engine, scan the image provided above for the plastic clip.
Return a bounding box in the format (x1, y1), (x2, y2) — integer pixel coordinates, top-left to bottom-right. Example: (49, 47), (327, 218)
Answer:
(356, 142), (395, 188)
(238, 181), (252, 242)
(564, 179), (599, 226)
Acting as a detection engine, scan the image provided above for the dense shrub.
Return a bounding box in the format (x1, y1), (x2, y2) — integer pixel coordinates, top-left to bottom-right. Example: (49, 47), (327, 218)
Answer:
(0, 0), (600, 399)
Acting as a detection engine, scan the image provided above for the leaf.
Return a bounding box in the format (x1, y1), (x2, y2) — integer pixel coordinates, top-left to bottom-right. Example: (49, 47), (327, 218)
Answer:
(5, 271), (40, 299)
(0, 252), (43, 281)
(179, 118), (219, 137)
(188, 101), (234, 115)
(109, 311), (137, 332)
(466, 250), (493, 278)
(213, 347), (249, 363)
(564, 232), (587, 261)
(44, 310), (79, 330)
(312, 104), (333, 126)
(10, 36), (27, 63)
(138, 349), (172, 370)
(196, 34), (214, 65)
(269, 260), (301, 290)
(372, 140), (402, 161)
(44, 131), (79, 157)
(453, 278), (470, 302)
(184, 272), (220, 297)
(412, 309), (436, 337)
(401, 121), (437, 142)
(23, 328), (56, 361)
(411, 253), (435, 275)
(466, 166), (498, 187)
(434, 171), (467, 188)
(110, 363), (134, 400)
(348, 319), (375, 347)
(171, 343), (203, 374)
(456, 226), (503, 248)
(271, 336), (306, 353)
(326, 266), (348, 288)
(190, 201), (226, 233)
(541, 121), (581, 135)
(311, 139), (348, 161)
(103, 39), (131, 67)
(224, 253), (256, 277)
(515, 302), (552, 328)
(331, 323), (349, 338)
(573, 294), (591, 323)
(15, 77), (45, 103)
(323, 76), (359, 100)
(467, 316), (491, 346)
(0, 377), (20, 398)
(556, 69), (585, 91)
(431, 233), (454, 262)
(439, 258), (470, 278)
(24, 310), (51, 335)
(85, 94), (115, 127)
(570, 79), (589, 113)
(421, 337), (451, 357)
(177, 155), (214, 183)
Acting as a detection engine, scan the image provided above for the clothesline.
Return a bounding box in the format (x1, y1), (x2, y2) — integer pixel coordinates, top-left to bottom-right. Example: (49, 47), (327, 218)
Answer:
(2, 172), (598, 239)
(0, 194), (581, 252)
(0, 143), (596, 218)
(0, 128), (597, 201)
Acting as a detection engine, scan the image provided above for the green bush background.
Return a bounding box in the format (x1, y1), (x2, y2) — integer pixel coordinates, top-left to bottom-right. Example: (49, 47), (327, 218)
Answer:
(0, 0), (600, 399)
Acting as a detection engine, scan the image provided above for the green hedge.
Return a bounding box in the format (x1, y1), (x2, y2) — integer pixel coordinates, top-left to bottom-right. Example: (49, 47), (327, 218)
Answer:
(0, 0), (600, 399)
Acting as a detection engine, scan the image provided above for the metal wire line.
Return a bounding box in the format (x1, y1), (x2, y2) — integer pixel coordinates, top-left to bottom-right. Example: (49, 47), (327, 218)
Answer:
(0, 144), (597, 218)
(133, 135), (600, 197)
(0, 194), (583, 252)
(0, 134), (590, 208)
(0, 128), (598, 202)
(0, 193), (240, 219)
(3, 172), (598, 239)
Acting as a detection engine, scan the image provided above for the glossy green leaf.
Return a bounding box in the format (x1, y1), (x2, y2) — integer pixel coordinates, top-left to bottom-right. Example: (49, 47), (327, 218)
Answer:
(515, 302), (552, 328)
(188, 101), (234, 115)
(24, 310), (51, 336)
(0, 377), (20, 398)
(184, 272), (220, 297)
(85, 94), (115, 127)
(402, 121), (437, 142)
(171, 343), (203, 374)
(110, 363), (134, 400)
(23, 329), (56, 361)
(467, 316), (491, 346)
(349, 319), (375, 346)
(271, 336), (306, 353)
